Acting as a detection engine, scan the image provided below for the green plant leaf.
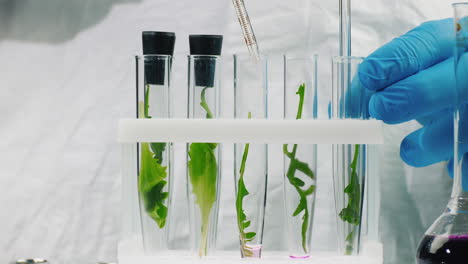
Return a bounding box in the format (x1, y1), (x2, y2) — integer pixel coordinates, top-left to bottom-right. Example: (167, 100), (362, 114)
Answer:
(188, 87), (219, 256)
(301, 208), (309, 252)
(291, 177), (305, 187)
(294, 160), (315, 179)
(143, 84), (152, 118)
(188, 143), (218, 213)
(150, 142), (166, 164)
(188, 142), (218, 256)
(292, 198), (306, 216)
(245, 232), (256, 240)
(139, 142), (168, 228)
(138, 84), (169, 229)
(283, 144), (294, 158)
(283, 83), (316, 254)
(235, 112), (257, 248)
(339, 144), (362, 255)
(303, 185), (316, 196)
(200, 87), (214, 119)
(295, 84), (305, 119)
(345, 229), (357, 255)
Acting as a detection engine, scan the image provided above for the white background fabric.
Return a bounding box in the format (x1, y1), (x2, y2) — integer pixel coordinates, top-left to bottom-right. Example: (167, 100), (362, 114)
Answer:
(0, 0), (456, 263)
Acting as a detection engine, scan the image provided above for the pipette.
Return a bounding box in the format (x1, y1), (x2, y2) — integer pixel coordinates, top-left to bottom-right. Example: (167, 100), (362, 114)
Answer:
(232, 0), (261, 60)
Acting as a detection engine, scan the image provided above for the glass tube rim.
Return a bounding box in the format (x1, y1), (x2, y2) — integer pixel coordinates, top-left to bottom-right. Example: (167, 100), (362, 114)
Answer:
(283, 54), (318, 61)
(134, 54), (172, 60)
(332, 55), (364, 64)
(188, 54), (221, 60)
(453, 2), (468, 7)
(233, 53), (268, 60)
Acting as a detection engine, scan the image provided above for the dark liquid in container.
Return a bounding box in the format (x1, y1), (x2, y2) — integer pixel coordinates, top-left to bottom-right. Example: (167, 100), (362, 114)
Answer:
(417, 235), (468, 264)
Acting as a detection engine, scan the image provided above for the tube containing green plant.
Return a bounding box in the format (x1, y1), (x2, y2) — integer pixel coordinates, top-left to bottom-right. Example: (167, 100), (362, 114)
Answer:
(233, 54), (268, 258)
(283, 55), (318, 259)
(187, 35), (223, 257)
(136, 31), (175, 254)
(331, 56), (372, 255)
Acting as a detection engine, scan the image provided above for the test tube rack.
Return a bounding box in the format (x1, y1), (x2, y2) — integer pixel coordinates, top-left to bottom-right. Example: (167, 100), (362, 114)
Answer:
(118, 118), (384, 264)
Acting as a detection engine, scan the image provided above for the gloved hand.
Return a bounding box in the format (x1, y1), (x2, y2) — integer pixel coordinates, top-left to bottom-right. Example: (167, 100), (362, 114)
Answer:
(358, 18), (462, 170)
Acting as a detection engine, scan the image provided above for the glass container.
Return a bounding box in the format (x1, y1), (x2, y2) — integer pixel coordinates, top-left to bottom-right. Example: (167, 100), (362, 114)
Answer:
(233, 55), (268, 258)
(283, 55), (318, 259)
(135, 55), (173, 253)
(416, 4), (468, 263)
(331, 56), (371, 255)
(187, 55), (222, 257)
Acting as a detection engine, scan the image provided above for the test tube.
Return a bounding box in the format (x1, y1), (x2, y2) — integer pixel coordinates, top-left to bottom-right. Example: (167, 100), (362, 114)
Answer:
(187, 35), (223, 257)
(453, 3), (468, 199)
(135, 31), (175, 253)
(331, 56), (372, 255)
(283, 55), (319, 259)
(233, 54), (268, 258)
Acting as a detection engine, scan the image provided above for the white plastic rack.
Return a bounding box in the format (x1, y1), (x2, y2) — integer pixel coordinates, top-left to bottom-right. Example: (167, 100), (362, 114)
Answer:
(118, 119), (384, 264)
(118, 237), (383, 264)
(118, 119), (384, 144)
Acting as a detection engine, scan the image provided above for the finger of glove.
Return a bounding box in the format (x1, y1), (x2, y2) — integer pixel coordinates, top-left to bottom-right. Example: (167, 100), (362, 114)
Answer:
(400, 113), (454, 167)
(359, 18), (454, 91)
(338, 74), (374, 119)
(368, 58), (456, 124)
(416, 108), (452, 126)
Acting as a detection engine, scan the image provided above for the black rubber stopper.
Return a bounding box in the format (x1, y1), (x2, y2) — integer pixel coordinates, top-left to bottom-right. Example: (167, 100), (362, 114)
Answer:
(142, 31), (176, 85)
(189, 35), (223, 87)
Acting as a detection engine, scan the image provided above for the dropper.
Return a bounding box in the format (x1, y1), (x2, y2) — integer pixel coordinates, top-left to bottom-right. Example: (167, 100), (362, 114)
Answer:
(232, 0), (261, 60)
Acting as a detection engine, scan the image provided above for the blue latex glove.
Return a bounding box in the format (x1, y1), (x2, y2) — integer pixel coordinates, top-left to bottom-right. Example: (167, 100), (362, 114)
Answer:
(358, 18), (461, 169)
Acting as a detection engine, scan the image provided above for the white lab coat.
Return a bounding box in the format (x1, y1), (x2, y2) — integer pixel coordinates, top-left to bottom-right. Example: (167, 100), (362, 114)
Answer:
(0, 0), (454, 263)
